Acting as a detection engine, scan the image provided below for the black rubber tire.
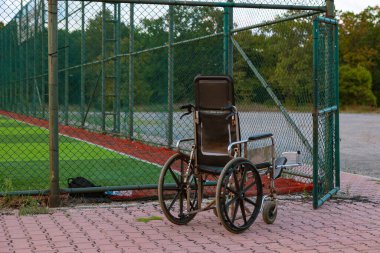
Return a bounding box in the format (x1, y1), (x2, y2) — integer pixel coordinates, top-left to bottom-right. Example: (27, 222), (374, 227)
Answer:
(262, 200), (277, 224)
(158, 153), (200, 225)
(216, 158), (263, 233)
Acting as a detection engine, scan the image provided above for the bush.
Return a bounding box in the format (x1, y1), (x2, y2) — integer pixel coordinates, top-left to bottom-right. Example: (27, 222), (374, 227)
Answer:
(339, 65), (377, 107)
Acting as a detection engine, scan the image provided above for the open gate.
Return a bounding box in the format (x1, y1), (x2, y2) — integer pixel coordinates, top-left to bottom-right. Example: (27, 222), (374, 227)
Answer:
(312, 16), (340, 209)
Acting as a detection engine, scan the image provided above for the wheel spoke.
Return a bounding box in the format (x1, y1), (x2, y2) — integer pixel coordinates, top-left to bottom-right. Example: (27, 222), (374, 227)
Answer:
(239, 198), (247, 223)
(168, 190), (181, 211)
(242, 180), (256, 194)
(243, 197), (257, 207)
(226, 186), (238, 195)
(231, 198), (240, 223)
(181, 189), (196, 210)
(225, 194), (239, 209)
(168, 167), (180, 186)
(240, 167), (247, 190)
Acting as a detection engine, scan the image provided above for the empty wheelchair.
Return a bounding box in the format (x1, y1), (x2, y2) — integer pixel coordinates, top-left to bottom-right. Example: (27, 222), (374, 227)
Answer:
(158, 75), (301, 233)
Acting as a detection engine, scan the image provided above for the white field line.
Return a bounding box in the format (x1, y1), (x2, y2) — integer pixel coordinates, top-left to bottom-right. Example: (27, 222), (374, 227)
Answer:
(0, 114), (164, 169)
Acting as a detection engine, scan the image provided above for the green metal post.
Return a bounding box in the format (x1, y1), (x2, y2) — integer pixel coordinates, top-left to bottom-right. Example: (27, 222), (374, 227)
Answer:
(334, 23), (340, 189)
(80, 1), (85, 126)
(167, 5), (174, 147)
(10, 26), (13, 110)
(101, 3), (106, 132)
(128, 3), (134, 139)
(1, 31), (4, 109)
(33, 0), (38, 117)
(19, 2), (24, 114)
(48, 0), (60, 207)
(223, 7), (229, 75)
(326, 26), (333, 191)
(326, 0), (335, 18)
(228, 0), (233, 76)
(0, 28), (4, 109)
(41, 0), (46, 118)
(64, 0), (69, 125)
(26, 3), (30, 116)
(312, 18), (319, 209)
(114, 3), (121, 133)
(1, 31), (4, 108)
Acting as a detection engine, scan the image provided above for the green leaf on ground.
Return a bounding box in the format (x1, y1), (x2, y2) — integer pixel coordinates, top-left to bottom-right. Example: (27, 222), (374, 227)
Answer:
(136, 216), (163, 223)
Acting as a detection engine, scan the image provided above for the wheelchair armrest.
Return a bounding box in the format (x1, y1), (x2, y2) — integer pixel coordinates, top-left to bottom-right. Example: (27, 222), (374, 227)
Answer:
(176, 138), (194, 152)
(228, 133), (275, 156)
(248, 133), (273, 141)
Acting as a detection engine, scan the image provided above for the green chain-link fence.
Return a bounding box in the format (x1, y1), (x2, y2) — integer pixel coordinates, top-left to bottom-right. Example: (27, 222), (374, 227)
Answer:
(0, 0), (338, 208)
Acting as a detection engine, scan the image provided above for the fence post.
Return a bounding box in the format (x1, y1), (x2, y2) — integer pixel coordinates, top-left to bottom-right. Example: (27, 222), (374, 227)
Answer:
(26, 3), (30, 116)
(41, 0), (46, 118)
(64, 0), (69, 125)
(48, 0), (60, 207)
(19, 2), (23, 114)
(101, 3), (106, 133)
(33, 0), (38, 117)
(334, 22), (340, 190)
(167, 5), (174, 148)
(115, 3), (121, 133)
(80, 2), (86, 126)
(312, 18), (319, 209)
(223, 6), (229, 75)
(228, 0), (233, 76)
(128, 3), (134, 139)
(325, 0), (335, 18)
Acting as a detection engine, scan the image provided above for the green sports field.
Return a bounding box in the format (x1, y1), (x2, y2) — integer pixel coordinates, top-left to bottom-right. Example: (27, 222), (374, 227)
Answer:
(0, 116), (163, 193)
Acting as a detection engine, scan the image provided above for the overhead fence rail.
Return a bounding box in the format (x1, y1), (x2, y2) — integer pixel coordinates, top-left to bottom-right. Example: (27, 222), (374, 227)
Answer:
(0, 0), (339, 208)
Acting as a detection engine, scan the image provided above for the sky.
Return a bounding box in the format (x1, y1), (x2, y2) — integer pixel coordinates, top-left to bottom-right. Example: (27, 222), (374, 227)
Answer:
(335, 0), (379, 13)
(1, 0), (379, 26)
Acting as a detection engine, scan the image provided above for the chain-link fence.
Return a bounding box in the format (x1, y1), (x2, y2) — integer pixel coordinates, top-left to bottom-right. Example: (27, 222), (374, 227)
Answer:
(0, 0), (338, 207)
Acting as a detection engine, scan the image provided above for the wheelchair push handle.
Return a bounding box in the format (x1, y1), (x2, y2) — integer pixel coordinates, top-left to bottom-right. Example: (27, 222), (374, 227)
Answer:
(221, 104), (237, 120)
(179, 104), (194, 119)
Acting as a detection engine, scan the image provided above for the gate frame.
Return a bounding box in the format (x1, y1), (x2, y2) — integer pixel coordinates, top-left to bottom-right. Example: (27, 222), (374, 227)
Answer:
(312, 16), (340, 209)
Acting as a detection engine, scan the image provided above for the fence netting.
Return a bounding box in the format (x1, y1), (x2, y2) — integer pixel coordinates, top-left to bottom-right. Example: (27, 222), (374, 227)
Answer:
(0, 0), (331, 197)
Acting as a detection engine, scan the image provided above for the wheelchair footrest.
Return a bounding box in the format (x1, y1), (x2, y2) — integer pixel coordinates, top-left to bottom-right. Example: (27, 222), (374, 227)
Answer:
(274, 157), (287, 179)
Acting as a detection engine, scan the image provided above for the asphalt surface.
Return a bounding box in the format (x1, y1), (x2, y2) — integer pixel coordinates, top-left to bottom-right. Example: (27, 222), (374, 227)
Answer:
(340, 113), (380, 178)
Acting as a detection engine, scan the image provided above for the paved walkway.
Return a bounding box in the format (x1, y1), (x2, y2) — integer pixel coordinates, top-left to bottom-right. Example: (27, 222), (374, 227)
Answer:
(1, 172), (379, 253)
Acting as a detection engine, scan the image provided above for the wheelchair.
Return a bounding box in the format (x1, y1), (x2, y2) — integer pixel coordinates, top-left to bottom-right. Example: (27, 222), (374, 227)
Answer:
(158, 75), (301, 233)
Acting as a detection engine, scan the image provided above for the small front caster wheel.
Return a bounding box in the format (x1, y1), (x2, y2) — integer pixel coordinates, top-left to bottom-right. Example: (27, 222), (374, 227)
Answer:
(262, 200), (277, 224)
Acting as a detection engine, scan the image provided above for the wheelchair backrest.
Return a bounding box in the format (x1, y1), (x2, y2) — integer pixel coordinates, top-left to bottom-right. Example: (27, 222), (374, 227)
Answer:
(193, 75), (240, 167)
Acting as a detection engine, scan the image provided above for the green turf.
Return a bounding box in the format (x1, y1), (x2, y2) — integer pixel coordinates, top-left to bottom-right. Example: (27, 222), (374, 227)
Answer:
(0, 116), (164, 192)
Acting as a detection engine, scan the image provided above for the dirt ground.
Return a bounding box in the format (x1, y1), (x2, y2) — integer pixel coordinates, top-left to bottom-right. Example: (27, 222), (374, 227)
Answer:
(340, 113), (380, 178)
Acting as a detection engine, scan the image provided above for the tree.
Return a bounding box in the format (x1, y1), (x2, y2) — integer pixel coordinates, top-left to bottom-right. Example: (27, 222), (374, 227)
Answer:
(338, 6), (380, 106)
(339, 65), (377, 106)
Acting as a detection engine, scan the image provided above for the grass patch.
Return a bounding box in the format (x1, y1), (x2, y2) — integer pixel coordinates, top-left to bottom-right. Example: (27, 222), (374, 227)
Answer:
(0, 116), (166, 192)
(0, 178), (49, 215)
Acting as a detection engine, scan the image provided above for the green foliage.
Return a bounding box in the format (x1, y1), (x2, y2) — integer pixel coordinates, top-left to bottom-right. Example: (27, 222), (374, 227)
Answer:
(0, 21), (4, 29)
(339, 65), (377, 106)
(338, 6), (380, 107)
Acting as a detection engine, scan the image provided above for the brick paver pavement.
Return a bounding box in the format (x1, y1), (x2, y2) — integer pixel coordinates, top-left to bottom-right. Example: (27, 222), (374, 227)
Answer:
(1, 172), (379, 253)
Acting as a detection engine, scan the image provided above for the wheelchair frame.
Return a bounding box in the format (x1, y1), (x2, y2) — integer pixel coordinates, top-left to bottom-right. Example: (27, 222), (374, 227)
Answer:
(158, 75), (300, 233)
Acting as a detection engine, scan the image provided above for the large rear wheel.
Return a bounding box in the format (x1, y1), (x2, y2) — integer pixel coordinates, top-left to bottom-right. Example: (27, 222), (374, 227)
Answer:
(158, 153), (200, 225)
(216, 158), (263, 233)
